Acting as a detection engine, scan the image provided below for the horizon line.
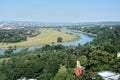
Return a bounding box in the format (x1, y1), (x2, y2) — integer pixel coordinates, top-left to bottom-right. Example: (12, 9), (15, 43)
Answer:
(1, 20), (120, 23)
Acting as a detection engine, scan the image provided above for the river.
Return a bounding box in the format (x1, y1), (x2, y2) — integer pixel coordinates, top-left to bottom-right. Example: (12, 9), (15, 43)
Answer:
(0, 32), (94, 55)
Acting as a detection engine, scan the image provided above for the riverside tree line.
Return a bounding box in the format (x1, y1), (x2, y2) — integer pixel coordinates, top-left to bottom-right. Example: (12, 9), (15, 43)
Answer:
(0, 29), (40, 43)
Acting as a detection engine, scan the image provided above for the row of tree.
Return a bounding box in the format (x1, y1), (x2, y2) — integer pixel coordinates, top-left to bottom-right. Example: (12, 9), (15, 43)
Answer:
(0, 29), (27, 43)
(0, 29), (41, 43)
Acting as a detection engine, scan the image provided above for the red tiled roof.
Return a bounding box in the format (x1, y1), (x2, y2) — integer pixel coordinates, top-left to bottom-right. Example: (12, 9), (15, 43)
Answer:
(74, 68), (83, 76)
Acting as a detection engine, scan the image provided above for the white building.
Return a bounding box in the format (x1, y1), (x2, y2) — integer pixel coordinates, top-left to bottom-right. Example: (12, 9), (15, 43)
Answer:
(117, 52), (120, 57)
(98, 71), (120, 80)
(17, 78), (36, 80)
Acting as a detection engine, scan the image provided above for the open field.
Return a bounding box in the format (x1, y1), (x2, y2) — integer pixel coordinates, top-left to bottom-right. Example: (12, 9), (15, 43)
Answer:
(0, 29), (79, 49)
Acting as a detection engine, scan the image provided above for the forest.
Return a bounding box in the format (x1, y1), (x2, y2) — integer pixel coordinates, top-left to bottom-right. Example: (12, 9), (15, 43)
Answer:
(0, 29), (27, 43)
(0, 29), (40, 43)
(0, 26), (120, 80)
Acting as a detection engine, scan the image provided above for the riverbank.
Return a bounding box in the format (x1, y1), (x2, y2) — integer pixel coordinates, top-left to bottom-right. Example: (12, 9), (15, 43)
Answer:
(71, 30), (97, 37)
(0, 29), (79, 49)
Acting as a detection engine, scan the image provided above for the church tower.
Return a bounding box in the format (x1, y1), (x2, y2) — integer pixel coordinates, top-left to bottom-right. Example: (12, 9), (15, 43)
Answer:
(76, 60), (82, 68)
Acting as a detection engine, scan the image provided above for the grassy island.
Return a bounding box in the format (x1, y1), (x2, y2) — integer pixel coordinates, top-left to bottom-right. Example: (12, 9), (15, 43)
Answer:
(0, 29), (79, 49)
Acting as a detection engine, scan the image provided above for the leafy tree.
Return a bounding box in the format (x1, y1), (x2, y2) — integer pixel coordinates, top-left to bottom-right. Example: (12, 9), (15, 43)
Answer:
(4, 48), (14, 57)
(36, 73), (53, 80)
(57, 37), (63, 42)
(81, 70), (103, 80)
(79, 55), (88, 67)
(88, 50), (115, 71)
(54, 71), (68, 80)
(0, 73), (6, 80)
(67, 54), (77, 68)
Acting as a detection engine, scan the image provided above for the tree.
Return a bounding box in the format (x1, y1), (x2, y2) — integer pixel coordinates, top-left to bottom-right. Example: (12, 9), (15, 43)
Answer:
(36, 73), (53, 80)
(0, 73), (6, 80)
(88, 50), (115, 71)
(57, 37), (63, 42)
(81, 70), (103, 80)
(54, 71), (68, 80)
(67, 54), (77, 68)
(4, 48), (14, 57)
(79, 55), (88, 67)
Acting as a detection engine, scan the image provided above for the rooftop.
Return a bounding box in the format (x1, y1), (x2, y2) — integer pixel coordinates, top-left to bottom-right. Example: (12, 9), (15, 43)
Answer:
(117, 52), (120, 57)
(98, 71), (120, 80)
(73, 68), (83, 77)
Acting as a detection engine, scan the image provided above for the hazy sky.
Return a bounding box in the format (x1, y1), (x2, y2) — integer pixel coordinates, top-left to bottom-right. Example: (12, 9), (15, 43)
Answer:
(0, 0), (120, 22)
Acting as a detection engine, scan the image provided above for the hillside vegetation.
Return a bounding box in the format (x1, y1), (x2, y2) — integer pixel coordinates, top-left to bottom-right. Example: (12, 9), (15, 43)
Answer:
(0, 26), (120, 80)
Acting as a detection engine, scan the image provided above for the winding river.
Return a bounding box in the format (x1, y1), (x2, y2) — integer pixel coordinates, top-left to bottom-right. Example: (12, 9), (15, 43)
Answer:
(0, 32), (94, 55)
(62, 33), (94, 46)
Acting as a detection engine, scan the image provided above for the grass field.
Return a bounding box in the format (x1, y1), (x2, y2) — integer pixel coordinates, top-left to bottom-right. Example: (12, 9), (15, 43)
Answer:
(0, 29), (79, 49)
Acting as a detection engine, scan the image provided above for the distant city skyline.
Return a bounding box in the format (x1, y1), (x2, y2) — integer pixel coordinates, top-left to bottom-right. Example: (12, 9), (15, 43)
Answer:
(0, 0), (120, 22)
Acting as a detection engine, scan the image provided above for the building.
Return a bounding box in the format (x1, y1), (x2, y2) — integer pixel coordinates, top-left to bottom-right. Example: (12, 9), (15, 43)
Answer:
(73, 60), (84, 77)
(76, 60), (81, 68)
(117, 52), (120, 57)
(73, 67), (83, 77)
(98, 71), (120, 80)
(17, 77), (36, 80)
